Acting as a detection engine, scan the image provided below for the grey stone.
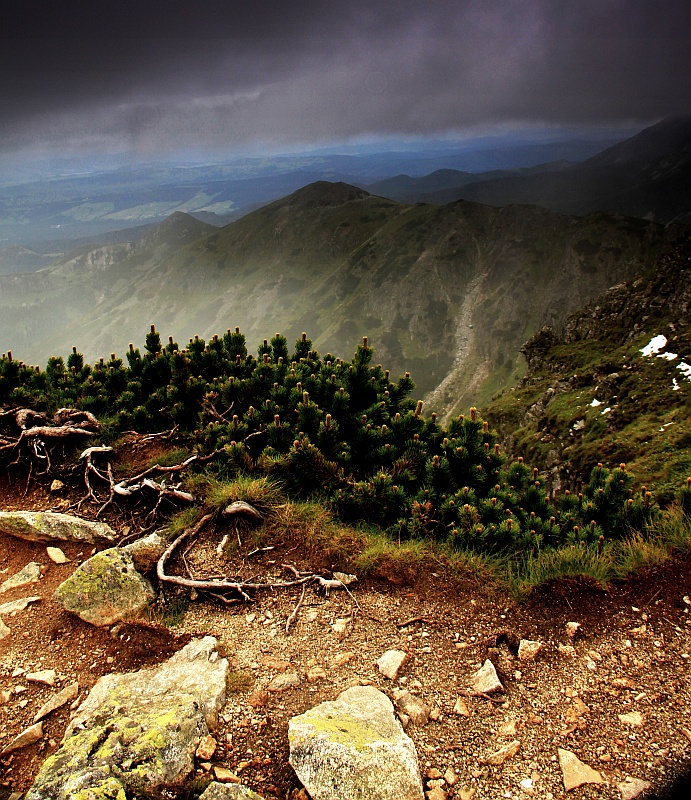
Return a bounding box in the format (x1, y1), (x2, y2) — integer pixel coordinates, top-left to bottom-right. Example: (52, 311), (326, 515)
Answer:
(0, 561), (42, 594)
(1, 721), (43, 754)
(34, 682), (80, 723)
(54, 547), (155, 626)
(289, 685), (424, 800)
(470, 660), (503, 694)
(122, 532), (166, 572)
(0, 617), (9, 639)
(0, 511), (115, 544)
(200, 782), (267, 799)
(267, 672), (300, 692)
(26, 637), (228, 800)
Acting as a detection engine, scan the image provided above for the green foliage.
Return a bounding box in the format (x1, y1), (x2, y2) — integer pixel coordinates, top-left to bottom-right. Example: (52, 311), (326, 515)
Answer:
(2, 327), (665, 556)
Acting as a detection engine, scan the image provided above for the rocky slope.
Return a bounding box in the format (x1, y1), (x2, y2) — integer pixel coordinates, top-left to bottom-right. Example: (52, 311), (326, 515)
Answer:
(1, 480), (691, 800)
(484, 235), (691, 500)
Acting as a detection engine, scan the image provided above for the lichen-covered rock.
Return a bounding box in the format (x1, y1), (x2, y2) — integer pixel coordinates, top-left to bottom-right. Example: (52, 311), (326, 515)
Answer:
(200, 782), (267, 799)
(0, 511), (115, 544)
(289, 685), (424, 800)
(26, 637), (228, 800)
(54, 548), (155, 626)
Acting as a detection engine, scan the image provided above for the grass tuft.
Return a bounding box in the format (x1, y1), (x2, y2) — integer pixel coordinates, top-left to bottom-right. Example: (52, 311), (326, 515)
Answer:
(507, 542), (614, 600)
(148, 448), (192, 468)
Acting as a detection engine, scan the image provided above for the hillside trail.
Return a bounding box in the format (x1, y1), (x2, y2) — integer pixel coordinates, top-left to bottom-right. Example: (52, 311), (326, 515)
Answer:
(1, 455), (690, 800)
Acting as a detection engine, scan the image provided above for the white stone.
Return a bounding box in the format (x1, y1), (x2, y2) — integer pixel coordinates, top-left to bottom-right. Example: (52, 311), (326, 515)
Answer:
(618, 776), (652, 800)
(26, 669), (57, 686)
(618, 711), (644, 727)
(480, 740), (520, 766)
(46, 546), (69, 564)
(0, 722), (43, 755)
(470, 660), (503, 694)
(453, 696), (471, 716)
(558, 748), (604, 791)
(0, 596), (41, 616)
(377, 649), (409, 680)
(517, 639), (543, 661)
(33, 682), (79, 723)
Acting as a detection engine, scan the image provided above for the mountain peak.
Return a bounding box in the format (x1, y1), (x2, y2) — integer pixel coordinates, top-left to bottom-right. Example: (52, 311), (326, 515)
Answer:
(283, 181), (372, 208)
(145, 211), (217, 247)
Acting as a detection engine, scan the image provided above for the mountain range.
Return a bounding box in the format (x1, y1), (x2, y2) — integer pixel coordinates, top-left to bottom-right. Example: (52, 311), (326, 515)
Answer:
(368, 116), (691, 225)
(0, 185), (678, 419)
(0, 116), (689, 419)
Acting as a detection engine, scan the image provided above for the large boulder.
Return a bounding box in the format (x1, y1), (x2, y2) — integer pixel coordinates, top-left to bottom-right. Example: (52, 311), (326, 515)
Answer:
(288, 685), (424, 800)
(0, 511), (115, 544)
(26, 637), (229, 800)
(55, 547), (155, 626)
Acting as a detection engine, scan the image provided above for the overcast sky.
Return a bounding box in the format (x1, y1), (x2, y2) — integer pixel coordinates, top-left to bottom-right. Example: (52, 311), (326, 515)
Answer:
(2, 0), (690, 159)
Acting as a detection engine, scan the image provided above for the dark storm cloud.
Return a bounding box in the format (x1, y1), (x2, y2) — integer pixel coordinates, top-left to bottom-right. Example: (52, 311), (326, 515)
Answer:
(2, 0), (690, 155)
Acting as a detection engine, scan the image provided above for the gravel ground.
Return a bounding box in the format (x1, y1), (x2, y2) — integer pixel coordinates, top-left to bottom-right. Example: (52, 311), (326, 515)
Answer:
(1, 466), (691, 800)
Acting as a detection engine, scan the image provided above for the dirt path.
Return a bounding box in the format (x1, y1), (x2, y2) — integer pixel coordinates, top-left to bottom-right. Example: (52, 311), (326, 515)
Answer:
(1, 474), (691, 799)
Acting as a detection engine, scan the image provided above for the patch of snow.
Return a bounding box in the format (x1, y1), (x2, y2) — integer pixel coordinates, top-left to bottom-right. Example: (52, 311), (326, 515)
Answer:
(640, 335), (667, 356)
(601, 407), (611, 415)
(677, 362), (691, 381)
(572, 419), (586, 431)
(673, 378), (681, 391)
(590, 398), (602, 407)
(658, 352), (678, 361)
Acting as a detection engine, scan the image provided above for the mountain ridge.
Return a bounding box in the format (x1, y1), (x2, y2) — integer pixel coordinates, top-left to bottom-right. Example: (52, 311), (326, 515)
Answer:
(380, 117), (691, 224)
(0, 181), (677, 417)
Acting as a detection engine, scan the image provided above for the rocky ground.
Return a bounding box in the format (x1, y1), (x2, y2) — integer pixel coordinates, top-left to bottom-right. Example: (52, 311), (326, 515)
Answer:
(1, 449), (691, 800)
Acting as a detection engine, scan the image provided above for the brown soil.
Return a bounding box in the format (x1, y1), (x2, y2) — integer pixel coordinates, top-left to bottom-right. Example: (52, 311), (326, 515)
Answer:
(1, 441), (691, 800)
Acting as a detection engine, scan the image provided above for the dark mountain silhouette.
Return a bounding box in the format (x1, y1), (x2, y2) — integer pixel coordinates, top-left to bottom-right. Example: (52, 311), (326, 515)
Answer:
(382, 117), (691, 224)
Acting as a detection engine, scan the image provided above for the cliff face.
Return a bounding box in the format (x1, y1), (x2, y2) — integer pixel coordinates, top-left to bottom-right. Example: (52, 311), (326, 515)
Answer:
(485, 235), (691, 503)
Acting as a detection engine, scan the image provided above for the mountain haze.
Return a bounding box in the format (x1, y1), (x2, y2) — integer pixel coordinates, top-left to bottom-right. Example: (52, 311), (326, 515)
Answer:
(0, 181), (677, 417)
